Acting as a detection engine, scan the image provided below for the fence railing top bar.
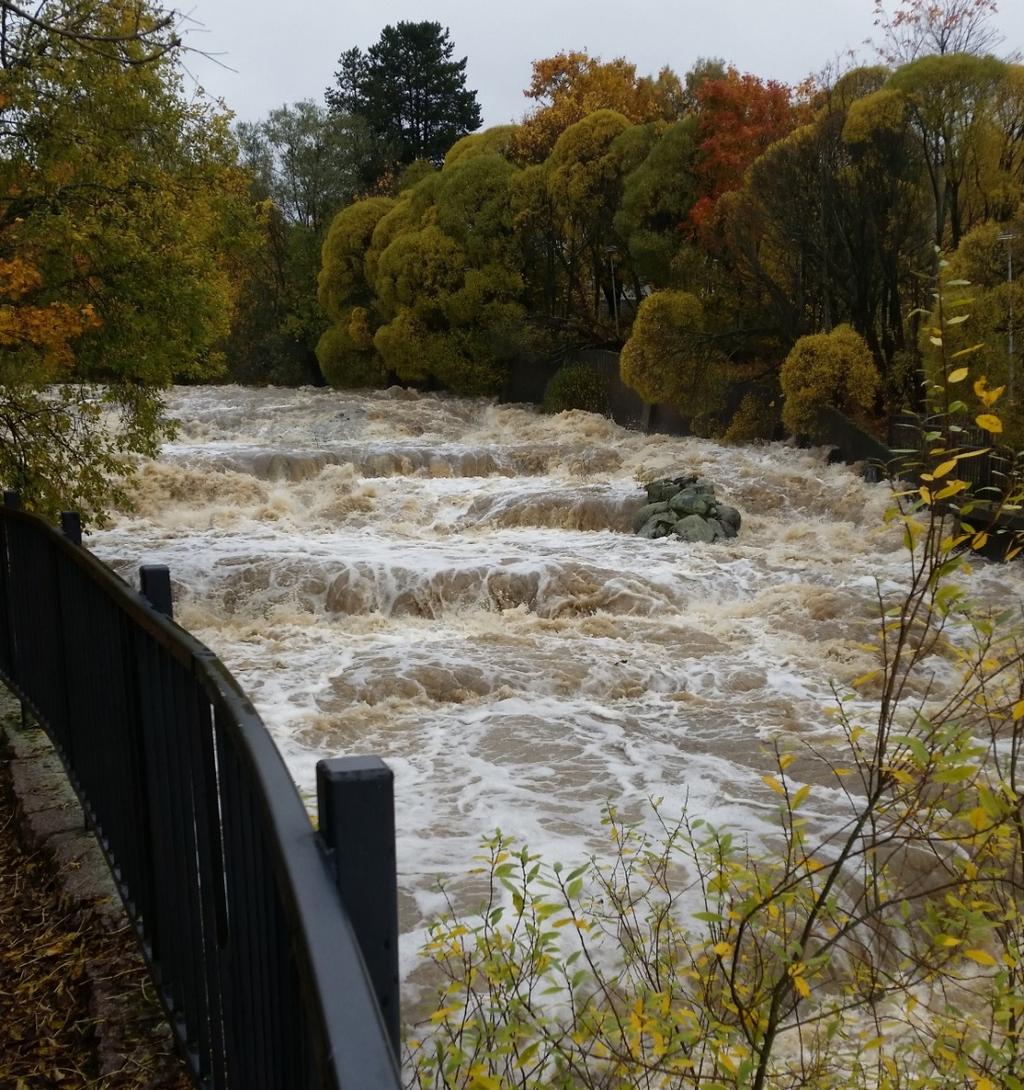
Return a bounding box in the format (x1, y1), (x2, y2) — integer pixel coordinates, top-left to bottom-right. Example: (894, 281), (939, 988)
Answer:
(0, 504), (402, 1088)
(0, 504), (201, 665)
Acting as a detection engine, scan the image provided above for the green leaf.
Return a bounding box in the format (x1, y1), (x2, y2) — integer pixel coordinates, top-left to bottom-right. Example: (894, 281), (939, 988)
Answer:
(934, 765), (974, 784)
(893, 734), (930, 767)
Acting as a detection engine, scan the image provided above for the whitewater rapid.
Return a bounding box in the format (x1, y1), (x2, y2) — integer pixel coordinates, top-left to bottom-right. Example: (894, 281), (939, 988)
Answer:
(87, 385), (1019, 987)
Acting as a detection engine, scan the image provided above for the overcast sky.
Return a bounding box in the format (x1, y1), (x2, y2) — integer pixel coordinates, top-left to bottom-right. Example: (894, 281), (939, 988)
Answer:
(179, 1), (1024, 126)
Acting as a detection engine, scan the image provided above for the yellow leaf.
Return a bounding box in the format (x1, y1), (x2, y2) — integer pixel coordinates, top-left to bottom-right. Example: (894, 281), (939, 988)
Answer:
(762, 775), (786, 796)
(792, 784), (811, 809)
(938, 935), (962, 947)
(1012, 699), (1024, 721)
(713, 941), (734, 957)
(779, 753), (795, 770)
(935, 479), (969, 500)
(972, 531), (989, 551)
(965, 807), (989, 832)
(976, 414), (1003, 433)
(974, 377), (1006, 406)
(975, 1077), (996, 1090)
(932, 458), (958, 478)
(964, 948), (997, 967)
(947, 367), (969, 383)
(951, 342), (984, 358)
(793, 975), (810, 999)
(852, 669), (880, 688)
(430, 1005), (461, 1023)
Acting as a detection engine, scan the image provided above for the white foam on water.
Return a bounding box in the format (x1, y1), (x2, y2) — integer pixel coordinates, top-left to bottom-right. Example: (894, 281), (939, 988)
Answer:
(89, 385), (1024, 990)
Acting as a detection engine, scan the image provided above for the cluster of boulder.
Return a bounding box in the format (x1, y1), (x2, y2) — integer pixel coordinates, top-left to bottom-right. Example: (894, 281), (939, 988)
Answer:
(633, 475), (742, 544)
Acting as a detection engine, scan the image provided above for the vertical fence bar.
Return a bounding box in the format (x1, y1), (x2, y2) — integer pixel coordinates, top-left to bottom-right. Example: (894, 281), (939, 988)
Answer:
(140, 565), (173, 619)
(316, 756), (400, 1059)
(60, 512), (82, 546)
(0, 507), (12, 679)
(183, 687), (228, 1088)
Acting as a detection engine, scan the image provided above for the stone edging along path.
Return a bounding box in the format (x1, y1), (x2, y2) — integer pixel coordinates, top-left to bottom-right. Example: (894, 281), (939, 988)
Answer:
(0, 687), (188, 1088)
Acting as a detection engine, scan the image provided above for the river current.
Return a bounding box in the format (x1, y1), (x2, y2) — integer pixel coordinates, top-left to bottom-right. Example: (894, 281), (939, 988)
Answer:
(88, 385), (1019, 984)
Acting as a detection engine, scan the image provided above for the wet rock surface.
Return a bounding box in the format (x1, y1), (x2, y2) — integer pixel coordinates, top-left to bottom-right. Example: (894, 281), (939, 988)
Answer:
(634, 476), (742, 543)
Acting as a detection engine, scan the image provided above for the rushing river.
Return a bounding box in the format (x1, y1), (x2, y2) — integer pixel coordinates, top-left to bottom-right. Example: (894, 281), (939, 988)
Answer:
(88, 385), (1017, 986)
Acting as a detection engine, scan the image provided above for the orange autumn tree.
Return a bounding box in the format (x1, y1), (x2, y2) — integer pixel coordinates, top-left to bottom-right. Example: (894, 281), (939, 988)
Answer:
(512, 51), (684, 163)
(0, 258), (100, 379)
(0, 254), (113, 518)
(688, 67), (797, 237)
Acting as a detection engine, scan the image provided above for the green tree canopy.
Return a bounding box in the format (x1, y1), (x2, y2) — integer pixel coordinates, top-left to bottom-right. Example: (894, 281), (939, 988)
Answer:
(236, 100), (368, 234)
(615, 118), (699, 287)
(848, 53), (1011, 247)
(317, 197), (396, 320)
(435, 152), (518, 266)
(316, 147), (526, 395)
(0, 0), (250, 521)
(620, 290), (726, 419)
(326, 22), (482, 172)
(228, 100), (374, 385)
(780, 324), (880, 438)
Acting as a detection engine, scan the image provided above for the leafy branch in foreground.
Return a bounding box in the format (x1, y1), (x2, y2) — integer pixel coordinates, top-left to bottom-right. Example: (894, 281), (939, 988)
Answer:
(406, 268), (1024, 1090)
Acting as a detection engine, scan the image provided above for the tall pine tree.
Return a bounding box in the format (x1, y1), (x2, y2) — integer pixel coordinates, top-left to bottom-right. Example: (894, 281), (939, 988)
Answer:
(326, 22), (482, 176)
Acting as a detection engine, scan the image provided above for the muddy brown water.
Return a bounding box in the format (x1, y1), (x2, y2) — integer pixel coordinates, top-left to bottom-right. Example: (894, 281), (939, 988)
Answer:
(88, 385), (1020, 988)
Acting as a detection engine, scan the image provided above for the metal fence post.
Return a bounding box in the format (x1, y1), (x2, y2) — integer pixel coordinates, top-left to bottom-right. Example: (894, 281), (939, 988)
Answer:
(316, 756), (400, 1059)
(60, 512), (82, 546)
(139, 565), (173, 619)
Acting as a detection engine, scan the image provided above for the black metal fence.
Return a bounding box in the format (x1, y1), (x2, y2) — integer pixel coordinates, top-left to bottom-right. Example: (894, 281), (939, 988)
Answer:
(0, 494), (402, 1090)
(888, 412), (1022, 494)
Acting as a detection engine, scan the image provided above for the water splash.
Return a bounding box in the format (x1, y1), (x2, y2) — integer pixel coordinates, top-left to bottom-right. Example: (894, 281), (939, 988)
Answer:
(89, 385), (1022, 990)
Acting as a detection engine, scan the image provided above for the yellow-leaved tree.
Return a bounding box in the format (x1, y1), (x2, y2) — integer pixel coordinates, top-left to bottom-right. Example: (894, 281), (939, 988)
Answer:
(0, 0), (253, 523)
(780, 324), (880, 439)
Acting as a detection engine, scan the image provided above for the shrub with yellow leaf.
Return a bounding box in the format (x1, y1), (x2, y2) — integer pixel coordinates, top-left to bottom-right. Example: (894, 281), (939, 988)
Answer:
(780, 324), (880, 441)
